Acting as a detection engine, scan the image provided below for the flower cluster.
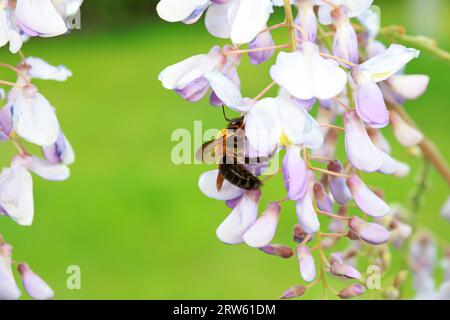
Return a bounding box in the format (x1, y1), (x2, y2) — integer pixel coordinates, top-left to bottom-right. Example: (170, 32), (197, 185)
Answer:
(158, 0), (449, 299)
(0, 0), (83, 300)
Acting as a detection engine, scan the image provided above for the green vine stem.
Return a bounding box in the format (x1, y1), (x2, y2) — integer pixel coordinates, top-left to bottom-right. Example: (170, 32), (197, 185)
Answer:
(380, 25), (450, 62)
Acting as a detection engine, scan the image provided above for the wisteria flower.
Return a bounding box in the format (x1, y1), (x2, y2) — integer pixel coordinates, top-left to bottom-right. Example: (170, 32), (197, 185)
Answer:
(317, 0), (374, 65)
(0, 1), (23, 53)
(295, 0), (317, 43)
(15, 0), (68, 37)
(11, 85), (60, 147)
(0, 163), (34, 226)
(18, 263), (54, 300)
(351, 44), (420, 128)
(22, 57), (72, 81)
(270, 41), (347, 100)
(0, 241), (21, 300)
(245, 95), (323, 157)
(157, 0), (282, 44)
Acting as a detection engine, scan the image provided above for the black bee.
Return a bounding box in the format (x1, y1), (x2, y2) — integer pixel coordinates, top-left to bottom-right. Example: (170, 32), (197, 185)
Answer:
(196, 107), (264, 191)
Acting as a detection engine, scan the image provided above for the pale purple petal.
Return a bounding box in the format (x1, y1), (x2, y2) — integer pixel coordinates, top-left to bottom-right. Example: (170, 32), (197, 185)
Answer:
(356, 81), (389, 128)
(297, 245), (316, 282)
(349, 216), (391, 245)
(0, 243), (21, 300)
(347, 175), (389, 218)
(313, 182), (333, 213)
(344, 111), (382, 172)
(248, 30), (275, 64)
(327, 160), (352, 205)
(282, 147), (307, 201)
(18, 263), (54, 300)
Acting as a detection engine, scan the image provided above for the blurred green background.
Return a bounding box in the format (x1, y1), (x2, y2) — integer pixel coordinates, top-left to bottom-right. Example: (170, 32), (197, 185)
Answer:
(0, 0), (449, 299)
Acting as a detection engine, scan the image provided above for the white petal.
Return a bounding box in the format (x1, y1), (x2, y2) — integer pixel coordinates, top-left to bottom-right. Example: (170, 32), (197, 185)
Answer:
(270, 42), (347, 100)
(277, 97), (324, 149)
(296, 173), (320, 234)
(357, 44), (420, 83)
(441, 196), (450, 222)
(345, 0), (374, 17)
(243, 202), (281, 248)
(0, 165), (34, 226)
(347, 175), (390, 218)
(0, 10), (10, 48)
(156, 0), (209, 23)
(198, 169), (245, 201)
(13, 90), (60, 146)
(390, 111), (424, 147)
(216, 190), (261, 244)
(0, 244), (21, 300)
(15, 156), (70, 181)
(394, 161), (410, 178)
(388, 75), (429, 100)
(204, 71), (250, 112)
(18, 263), (54, 300)
(15, 0), (68, 37)
(52, 0), (84, 17)
(297, 245), (316, 282)
(158, 49), (222, 90)
(244, 97), (282, 156)
(205, 1), (232, 39)
(357, 5), (380, 38)
(24, 57), (72, 81)
(228, 0), (273, 44)
(377, 148), (398, 175)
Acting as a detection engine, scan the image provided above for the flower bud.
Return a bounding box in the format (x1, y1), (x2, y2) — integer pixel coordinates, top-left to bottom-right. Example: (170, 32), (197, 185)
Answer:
(18, 263), (54, 300)
(338, 284), (366, 299)
(283, 147), (307, 201)
(280, 285), (306, 300)
(390, 111), (424, 147)
(259, 245), (293, 259)
(296, 245), (316, 282)
(330, 262), (362, 280)
(313, 182), (333, 213)
(347, 175), (390, 218)
(327, 160), (352, 205)
(175, 77), (210, 102)
(248, 30), (275, 65)
(349, 216), (391, 245)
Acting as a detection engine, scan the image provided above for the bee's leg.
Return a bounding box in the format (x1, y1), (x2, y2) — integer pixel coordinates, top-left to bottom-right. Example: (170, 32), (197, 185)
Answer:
(216, 166), (225, 191)
(244, 156), (270, 165)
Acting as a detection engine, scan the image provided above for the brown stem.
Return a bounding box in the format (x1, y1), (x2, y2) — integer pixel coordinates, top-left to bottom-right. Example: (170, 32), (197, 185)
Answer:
(387, 103), (450, 186)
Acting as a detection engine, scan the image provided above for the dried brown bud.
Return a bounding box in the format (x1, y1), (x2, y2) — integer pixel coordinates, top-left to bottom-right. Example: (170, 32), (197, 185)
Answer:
(293, 224), (308, 243)
(260, 244), (294, 259)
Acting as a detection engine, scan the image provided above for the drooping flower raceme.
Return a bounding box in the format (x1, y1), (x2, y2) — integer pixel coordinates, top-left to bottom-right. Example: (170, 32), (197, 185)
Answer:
(0, 0), (83, 300)
(157, 0), (444, 300)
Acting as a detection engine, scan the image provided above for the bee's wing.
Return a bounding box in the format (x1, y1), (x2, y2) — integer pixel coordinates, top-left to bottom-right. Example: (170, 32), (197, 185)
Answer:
(196, 139), (224, 164)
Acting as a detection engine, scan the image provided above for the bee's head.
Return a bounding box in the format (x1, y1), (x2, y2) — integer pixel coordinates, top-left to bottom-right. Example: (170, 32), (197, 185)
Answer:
(227, 117), (244, 129)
